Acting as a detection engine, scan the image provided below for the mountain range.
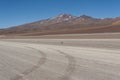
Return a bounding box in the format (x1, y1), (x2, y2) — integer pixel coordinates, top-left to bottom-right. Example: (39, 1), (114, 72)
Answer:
(0, 14), (120, 36)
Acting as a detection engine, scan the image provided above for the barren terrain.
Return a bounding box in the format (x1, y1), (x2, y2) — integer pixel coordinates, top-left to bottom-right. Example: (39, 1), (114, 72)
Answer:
(0, 38), (120, 80)
(1, 33), (120, 39)
(1, 14), (120, 35)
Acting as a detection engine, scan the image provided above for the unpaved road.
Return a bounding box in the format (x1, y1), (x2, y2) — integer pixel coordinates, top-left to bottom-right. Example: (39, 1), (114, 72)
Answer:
(0, 39), (120, 80)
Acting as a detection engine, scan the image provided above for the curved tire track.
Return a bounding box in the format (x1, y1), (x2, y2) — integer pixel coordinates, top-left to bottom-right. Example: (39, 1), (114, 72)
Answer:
(11, 47), (47, 80)
(51, 49), (76, 80)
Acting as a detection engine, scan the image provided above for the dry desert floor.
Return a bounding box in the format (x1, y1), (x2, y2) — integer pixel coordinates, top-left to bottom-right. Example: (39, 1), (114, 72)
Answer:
(0, 38), (120, 80)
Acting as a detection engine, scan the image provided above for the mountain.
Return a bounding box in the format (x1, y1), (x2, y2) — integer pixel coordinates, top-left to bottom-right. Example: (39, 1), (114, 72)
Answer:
(0, 14), (120, 36)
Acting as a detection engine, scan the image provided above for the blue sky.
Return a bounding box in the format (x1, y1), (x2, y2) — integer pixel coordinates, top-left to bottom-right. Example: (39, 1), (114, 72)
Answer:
(0, 0), (120, 28)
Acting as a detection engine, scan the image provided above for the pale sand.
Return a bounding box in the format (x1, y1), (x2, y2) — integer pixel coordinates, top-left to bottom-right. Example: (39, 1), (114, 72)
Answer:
(0, 39), (120, 80)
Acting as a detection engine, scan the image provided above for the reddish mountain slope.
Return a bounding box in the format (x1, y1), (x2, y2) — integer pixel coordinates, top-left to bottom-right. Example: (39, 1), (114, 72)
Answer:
(0, 14), (120, 36)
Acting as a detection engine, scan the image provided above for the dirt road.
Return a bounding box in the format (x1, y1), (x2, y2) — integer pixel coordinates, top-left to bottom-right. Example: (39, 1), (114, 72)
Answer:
(0, 39), (120, 80)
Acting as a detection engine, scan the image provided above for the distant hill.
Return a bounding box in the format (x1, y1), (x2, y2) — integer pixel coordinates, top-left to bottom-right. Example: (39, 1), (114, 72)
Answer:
(0, 14), (120, 36)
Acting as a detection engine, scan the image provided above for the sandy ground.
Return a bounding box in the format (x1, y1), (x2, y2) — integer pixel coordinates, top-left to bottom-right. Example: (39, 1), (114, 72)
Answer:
(0, 33), (120, 39)
(0, 39), (120, 80)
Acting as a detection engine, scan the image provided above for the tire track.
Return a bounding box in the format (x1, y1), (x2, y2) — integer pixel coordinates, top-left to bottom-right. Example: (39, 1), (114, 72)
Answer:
(51, 49), (76, 80)
(11, 47), (47, 80)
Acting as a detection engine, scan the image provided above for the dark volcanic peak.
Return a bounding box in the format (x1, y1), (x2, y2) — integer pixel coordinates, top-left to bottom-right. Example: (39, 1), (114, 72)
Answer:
(79, 15), (94, 19)
(71, 15), (96, 23)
